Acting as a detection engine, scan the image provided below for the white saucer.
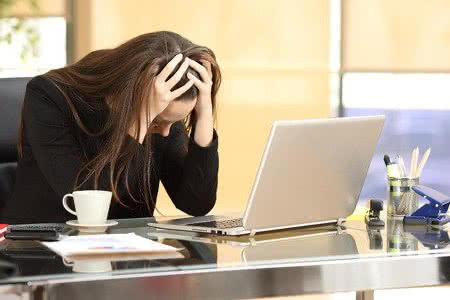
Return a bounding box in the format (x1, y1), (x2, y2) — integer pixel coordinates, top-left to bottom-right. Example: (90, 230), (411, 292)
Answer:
(66, 220), (118, 233)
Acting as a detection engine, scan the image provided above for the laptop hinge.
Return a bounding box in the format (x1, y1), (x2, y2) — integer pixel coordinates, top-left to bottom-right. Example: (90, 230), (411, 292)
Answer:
(337, 218), (346, 226)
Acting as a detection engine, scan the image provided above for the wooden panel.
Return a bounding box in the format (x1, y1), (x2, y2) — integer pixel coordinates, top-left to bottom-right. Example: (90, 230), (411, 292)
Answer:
(6, 0), (67, 17)
(342, 0), (450, 72)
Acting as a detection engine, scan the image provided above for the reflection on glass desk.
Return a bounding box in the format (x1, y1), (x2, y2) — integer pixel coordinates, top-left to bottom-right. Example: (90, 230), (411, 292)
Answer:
(0, 220), (218, 279)
(147, 223), (346, 246)
(147, 224), (360, 263)
(0, 238), (217, 277)
(345, 214), (450, 254)
(0, 216), (448, 281)
(241, 231), (358, 263)
(404, 225), (450, 249)
(0, 216), (450, 300)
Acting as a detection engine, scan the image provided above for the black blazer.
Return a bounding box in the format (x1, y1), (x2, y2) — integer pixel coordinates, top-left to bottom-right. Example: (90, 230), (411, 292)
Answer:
(1, 76), (219, 224)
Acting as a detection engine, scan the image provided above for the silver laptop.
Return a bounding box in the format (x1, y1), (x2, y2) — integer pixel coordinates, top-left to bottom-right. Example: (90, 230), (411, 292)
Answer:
(148, 115), (385, 236)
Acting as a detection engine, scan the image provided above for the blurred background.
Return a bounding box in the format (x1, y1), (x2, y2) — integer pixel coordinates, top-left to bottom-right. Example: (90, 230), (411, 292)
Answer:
(1, 0), (449, 217)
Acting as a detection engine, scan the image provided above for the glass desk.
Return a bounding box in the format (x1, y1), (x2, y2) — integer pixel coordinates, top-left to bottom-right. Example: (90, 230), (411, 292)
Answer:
(0, 215), (449, 300)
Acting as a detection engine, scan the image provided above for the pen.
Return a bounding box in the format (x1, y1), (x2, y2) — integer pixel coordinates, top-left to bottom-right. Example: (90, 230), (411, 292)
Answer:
(409, 147), (419, 178)
(414, 147), (419, 177)
(396, 154), (407, 178)
(383, 154), (391, 167)
(384, 154), (400, 178)
(416, 148), (431, 177)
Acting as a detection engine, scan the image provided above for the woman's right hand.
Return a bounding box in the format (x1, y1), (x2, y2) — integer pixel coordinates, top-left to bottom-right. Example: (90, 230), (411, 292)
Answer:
(149, 53), (194, 122)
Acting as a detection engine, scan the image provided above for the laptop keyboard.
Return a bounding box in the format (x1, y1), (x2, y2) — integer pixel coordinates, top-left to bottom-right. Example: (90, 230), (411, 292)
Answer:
(190, 218), (243, 229)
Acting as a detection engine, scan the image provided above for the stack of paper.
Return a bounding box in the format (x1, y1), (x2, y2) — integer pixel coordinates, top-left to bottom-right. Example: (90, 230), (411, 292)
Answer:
(42, 233), (182, 259)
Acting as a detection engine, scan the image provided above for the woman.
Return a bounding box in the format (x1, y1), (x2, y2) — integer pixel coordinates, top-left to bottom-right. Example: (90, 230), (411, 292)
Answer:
(1, 31), (221, 224)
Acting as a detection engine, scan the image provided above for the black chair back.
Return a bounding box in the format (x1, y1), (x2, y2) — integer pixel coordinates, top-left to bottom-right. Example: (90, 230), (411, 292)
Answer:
(0, 77), (31, 206)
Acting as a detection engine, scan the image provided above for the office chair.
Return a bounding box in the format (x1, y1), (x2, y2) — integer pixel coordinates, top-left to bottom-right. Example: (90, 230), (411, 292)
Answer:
(0, 77), (31, 208)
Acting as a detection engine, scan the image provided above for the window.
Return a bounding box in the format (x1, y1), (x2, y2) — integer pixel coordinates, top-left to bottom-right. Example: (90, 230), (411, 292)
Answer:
(0, 16), (66, 78)
(342, 73), (450, 199)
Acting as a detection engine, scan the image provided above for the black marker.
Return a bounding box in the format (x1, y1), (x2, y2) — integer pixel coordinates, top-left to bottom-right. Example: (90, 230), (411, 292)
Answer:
(383, 154), (400, 178)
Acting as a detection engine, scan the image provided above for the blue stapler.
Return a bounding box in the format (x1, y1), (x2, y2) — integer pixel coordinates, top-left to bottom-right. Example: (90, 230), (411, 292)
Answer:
(403, 185), (450, 226)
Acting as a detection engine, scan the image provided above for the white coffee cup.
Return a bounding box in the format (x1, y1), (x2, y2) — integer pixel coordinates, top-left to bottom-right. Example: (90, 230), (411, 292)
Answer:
(62, 190), (112, 225)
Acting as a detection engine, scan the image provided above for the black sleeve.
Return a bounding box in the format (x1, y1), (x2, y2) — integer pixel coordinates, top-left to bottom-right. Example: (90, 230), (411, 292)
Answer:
(23, 76), (144, 200)
(160, 122), (219, 216)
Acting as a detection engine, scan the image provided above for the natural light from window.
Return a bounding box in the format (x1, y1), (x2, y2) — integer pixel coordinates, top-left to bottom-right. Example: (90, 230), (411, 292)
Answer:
(0, 17), (66, 78)
(343, 73), (450, 110)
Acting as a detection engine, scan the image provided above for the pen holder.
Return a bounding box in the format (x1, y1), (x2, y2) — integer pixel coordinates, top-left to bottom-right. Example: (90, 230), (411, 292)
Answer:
(387, 177), (419, 217)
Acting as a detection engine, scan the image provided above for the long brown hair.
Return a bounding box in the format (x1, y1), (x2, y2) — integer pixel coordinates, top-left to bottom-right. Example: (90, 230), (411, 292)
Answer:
(18, 31), (222, 212)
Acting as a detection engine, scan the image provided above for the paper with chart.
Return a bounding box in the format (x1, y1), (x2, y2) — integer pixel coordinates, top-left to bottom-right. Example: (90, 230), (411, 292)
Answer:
(42, 233), (182, 258)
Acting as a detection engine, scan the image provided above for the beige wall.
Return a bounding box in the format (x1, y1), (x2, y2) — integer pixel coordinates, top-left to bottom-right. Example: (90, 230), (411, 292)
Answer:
(342, 0), (450, 72)
(74, 0), (332, 215)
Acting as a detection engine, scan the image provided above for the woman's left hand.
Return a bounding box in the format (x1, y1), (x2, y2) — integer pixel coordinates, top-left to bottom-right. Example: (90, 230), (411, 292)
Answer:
(187, 59), (214, 147)
(187, 59), (213, 120)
